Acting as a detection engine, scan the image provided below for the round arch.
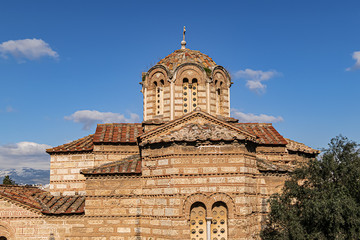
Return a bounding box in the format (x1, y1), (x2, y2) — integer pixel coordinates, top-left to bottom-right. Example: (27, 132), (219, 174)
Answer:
(183, 193), (208, 219)
(208, 192), (236, 218)
(173, 63), (207, 85)
(0, 223), (13, 240)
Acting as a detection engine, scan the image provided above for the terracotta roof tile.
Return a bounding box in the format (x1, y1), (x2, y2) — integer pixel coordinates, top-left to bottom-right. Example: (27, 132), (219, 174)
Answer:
(0, 185), (85, 215)
(46, 134), (94, 153)
(157, 49), (217, 71)
(40, 195), (85, 215)
(81, 154), (141, 175)
(93, 123), (143, 143)
(233, 123), (288, 145)
(285, 138), (320, 155)
(47, 123), (143, 153)
(0, 185), (43, 210)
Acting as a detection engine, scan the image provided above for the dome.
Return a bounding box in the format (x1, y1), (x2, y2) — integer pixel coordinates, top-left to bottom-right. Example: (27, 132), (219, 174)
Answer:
(157, 49), (217, 71)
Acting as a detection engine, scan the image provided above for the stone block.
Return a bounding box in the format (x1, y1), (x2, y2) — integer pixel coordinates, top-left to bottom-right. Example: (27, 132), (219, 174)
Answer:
(157, 159), (168, 165)
(98, 227), (114, 233)
(203, 167), (218, 173)
(183, 168), (198, 174)
(165, 168), (179, 174)
(117, 227), (131, 233)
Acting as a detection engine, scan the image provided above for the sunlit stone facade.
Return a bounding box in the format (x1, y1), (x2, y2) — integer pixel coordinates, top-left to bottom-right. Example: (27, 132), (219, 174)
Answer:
(0, 42), (319, 240)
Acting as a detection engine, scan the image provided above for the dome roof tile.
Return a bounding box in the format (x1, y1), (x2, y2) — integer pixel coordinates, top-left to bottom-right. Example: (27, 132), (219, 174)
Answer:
(157, 49), (217, 71)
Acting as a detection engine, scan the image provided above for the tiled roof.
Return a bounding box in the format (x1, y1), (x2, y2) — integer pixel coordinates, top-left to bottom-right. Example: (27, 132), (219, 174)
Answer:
(285, 138), (320, 155)
(46, 134), (94, 153)
(233, 123), (288, 145)
(93, 123), (143, 143)
(37, 194), (85, 215)
(0, 185), (43, 210)
(47, 123), (143, 153)
(157, 49), (217, 71)
(81, 154), (141, 175)
(0, 185), (85, 215)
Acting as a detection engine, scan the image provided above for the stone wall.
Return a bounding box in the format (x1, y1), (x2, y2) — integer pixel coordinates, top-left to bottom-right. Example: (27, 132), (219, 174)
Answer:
(66, 141), (268, 239)
(50, 144), (139, 196)
(139, 142), (263, 239)
(50, 152), (94, 196)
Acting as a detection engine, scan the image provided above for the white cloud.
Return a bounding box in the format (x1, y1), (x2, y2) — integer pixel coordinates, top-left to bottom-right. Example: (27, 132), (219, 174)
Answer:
(346, 51), (360, 71)
(0, 142), (51, 170)
(231, 109), (284, 123)
(0, 38), (58, 61)
(65, 110), (140, 130)
(233, 68), (280, 94)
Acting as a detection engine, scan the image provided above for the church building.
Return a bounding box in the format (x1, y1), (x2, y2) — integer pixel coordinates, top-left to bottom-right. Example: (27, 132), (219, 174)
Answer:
(0, 29), (319, 240)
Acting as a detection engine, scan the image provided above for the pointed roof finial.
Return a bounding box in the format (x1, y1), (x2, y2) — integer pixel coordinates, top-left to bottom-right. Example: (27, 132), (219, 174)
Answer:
(181, 26), (186, 49)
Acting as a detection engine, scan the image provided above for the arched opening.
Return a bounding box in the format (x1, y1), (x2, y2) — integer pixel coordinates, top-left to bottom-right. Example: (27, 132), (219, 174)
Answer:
(191, 78), (198, 110)
(0, 237), (7, 240)
(155, 80), (164, 115)
(190, 202), (207, 240)
(211, 202), (228, 240)
(183, 78), (189, 113)
(183, 78), (198, 114)
(216, 88), (221, 115)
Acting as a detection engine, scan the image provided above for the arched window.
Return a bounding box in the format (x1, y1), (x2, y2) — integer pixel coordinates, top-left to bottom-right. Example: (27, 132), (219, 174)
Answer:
(190, 202), (207, 240)
(155, 80), (164, 115)
(183, 78), (198, 114)
(183, 78), (189, 113)
(216, 88), (221, 115)
(211, 202), (228, 240)
(191, 78), (198, 110)
(215, 80), (224, 115)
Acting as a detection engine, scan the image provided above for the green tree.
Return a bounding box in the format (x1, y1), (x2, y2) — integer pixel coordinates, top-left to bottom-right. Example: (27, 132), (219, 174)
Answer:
(2, 175), (16, 185)
(261, 135), (360, 240)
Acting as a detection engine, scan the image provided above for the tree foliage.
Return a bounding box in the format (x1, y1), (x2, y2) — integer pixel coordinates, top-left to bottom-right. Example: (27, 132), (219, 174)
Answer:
(2, 175), (16, 185)
(261, 135), (360, 240)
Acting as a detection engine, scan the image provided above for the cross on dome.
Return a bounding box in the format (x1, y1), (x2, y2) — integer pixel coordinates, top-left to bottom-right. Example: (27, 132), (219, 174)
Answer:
(181, 26), (186, 49)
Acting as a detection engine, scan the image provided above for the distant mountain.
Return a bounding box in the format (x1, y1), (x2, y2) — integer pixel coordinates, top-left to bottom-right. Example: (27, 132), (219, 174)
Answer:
(0, 168), (50, 185)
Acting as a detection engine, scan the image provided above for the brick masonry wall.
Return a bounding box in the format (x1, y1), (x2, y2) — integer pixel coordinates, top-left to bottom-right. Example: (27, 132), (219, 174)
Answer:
(50, 152), (94, 196)
(50, 145), (139, 196)
(69, 142), (268, 239)
(1, 143), (309, 240)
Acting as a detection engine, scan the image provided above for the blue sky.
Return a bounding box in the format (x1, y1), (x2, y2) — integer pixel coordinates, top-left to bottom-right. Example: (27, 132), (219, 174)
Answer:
(0, 0), (359, 170)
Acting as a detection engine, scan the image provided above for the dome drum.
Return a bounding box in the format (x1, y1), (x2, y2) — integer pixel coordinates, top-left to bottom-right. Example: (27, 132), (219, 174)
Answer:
(142, 49), (232, 122)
